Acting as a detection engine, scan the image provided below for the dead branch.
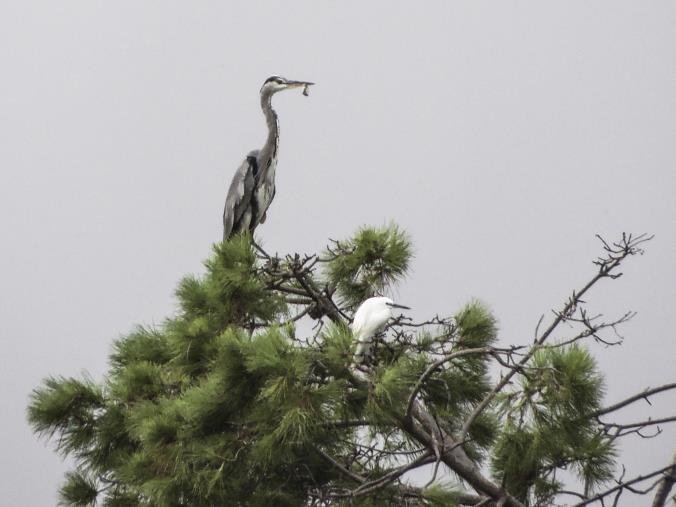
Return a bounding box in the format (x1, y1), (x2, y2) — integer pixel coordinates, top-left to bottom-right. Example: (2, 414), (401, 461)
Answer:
(651, 452), (676, 507)
(573, 463), (675, 506)
(460, 233), (653, 441)
(587, 383), (676, 418)
(600, 415), (676, 433)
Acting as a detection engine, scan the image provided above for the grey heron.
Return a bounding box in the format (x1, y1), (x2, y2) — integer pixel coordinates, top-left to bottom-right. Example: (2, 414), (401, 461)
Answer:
(351, 297), (410, 364)
(222, 76), (314, 241)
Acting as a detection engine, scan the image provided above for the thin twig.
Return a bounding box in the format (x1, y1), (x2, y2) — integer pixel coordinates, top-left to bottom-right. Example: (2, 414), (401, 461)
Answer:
(600, 415), (676, 431)
(587, 383), (676, 418)
(313, 446), (365, 484)
(460, 234), (652, 441)
(573, 464), (675, 506)
(351, 451), (434, 497)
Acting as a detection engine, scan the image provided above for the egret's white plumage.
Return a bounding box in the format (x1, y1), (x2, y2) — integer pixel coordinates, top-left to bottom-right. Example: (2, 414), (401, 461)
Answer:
(351, 296), (410, 363)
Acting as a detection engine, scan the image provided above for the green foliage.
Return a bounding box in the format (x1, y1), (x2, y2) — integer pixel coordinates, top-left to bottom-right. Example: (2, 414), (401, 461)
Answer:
(110, 326), (171, 371)
(529, 345), (605, 418)
(321, 322), (354, 376)
(406, 300), (498, 457)
(27, 226), (621, 506)
(422, 483), (463, 506)
(454, 300), (498, 349)
(100, 491), (140, 507)
(492, 425), (538, 501)
(58, 471), (98, 507)
(373, 355), (426, 411)
(574, 432), (617, 490)
(178, 235), (286, 328)
(325, 223), (412, 308)
(27, 376), (103, 455)
(108, 361), (166, 402)
(491, 345), (615, 504)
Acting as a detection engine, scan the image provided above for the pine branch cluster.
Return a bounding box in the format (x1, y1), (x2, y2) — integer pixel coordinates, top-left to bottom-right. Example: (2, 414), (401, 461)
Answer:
(27, 227), (672, 506)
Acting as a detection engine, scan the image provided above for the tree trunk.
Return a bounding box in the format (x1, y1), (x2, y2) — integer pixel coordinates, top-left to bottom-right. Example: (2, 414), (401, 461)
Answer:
(400, 401), (526, 507)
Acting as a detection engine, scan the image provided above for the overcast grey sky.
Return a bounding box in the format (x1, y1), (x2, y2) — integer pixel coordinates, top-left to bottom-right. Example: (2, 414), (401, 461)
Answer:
(2, 2), (675, 505)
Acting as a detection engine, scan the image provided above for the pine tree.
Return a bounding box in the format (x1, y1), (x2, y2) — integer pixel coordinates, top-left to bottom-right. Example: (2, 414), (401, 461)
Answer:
(28, 227), (675, 506)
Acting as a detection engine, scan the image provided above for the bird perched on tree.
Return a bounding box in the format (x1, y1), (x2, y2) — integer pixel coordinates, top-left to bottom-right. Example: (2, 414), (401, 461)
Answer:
(351, 296), (410, 364)
(222, 76), (314, 241)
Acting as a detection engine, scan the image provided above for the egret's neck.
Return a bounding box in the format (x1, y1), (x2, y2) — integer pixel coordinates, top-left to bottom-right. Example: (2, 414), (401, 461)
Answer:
(260, 93), (279, 160)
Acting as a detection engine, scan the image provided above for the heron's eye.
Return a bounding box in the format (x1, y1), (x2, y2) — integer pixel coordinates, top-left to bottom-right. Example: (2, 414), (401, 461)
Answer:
(265, 76), (285, 85)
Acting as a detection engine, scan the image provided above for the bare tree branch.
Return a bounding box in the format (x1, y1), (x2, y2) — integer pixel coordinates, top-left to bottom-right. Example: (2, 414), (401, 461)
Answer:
(460, 233), (653, 441)
(351, 451), (434, 497)
(651, 452), (676, 507)
(587, 383), (676, 418)
(573, 464), (675, 506)
(600, 415), (676, 432)
(400, 401), (525, 507)
(314, 446), (366, 484)
(319, 419), (379, 429)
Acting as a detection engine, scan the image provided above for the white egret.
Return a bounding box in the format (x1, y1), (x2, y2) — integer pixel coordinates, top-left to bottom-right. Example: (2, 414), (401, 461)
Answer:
(351, 296), (410, 364)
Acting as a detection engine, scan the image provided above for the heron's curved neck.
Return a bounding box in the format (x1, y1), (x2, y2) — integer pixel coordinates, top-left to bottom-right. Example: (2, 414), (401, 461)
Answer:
(260, 93), (279, 160)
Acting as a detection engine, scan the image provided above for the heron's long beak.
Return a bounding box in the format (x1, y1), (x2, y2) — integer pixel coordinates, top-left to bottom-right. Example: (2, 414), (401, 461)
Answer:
(286, 80), (314, 88)
(387, 303), (411, 310)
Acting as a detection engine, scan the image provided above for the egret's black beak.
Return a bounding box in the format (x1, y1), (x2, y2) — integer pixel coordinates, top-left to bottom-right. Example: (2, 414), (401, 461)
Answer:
(387, 302), (411, 310)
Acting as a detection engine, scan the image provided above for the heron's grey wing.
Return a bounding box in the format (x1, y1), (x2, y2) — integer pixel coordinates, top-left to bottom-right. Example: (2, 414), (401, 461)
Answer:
(258, 185), (276, 224)
(223, 153), (258, 240)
